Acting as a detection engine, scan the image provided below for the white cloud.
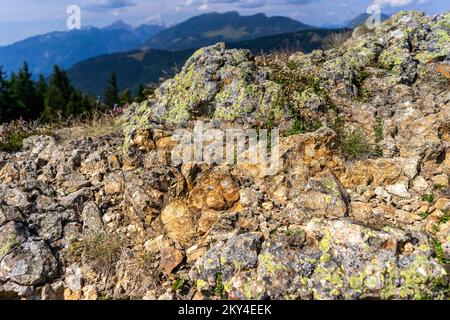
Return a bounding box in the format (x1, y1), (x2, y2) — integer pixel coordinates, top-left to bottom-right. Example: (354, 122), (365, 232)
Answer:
(374, 0), (413, 7)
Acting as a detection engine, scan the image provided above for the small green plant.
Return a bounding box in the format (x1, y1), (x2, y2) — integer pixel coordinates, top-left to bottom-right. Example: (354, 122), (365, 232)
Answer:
(354, 70), (372, 102)
(357, 87), (372, 103)
(172, 277), (185, 292)
(434, 240), (449, 265)
(418, 212), (429, 219)
(422, 194), (436, 203)
(439, 210), (450, 224)
(432, 224), (441, 233)
(98, 294), (114, 300)
(269, 61), (335, 137)
(434, 184), (447, 190)
(214, 272), (225, 298)
(286, 60), (298, 70)
(0, 131), (30, 152)
(374, 117), (384, 158)
(285, 119), (322, 136)
(286, 229), (304, 237)
(375, 120), (383, 142)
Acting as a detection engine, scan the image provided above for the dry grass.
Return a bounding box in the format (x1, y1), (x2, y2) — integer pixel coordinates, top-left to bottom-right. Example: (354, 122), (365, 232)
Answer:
(256, 49), (294, 66)
(128, 250), (160, 284)
(332, 117), (376, 160)
(81, 231), (124, 275)
(1, 108), (126, 152)
(322, 30), (353, 50)
(52, 109), (124, 142)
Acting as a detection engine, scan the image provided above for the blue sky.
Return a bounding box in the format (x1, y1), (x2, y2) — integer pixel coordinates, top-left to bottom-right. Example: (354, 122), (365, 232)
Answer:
(0, 0), (448, 45)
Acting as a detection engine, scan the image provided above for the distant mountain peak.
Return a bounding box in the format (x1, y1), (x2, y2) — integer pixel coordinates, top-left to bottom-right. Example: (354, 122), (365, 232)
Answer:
(141, 14), (168, 27)
(346, 12), (391, 28)
(103, 20), (133, 31)
(203, 11), (240, 17)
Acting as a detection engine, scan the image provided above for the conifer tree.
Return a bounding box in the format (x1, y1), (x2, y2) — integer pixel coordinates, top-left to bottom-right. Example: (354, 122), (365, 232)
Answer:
(11, 62), (38, 120)
(135, 83), (146, 103)
(104, 72), (119, 108)
(119, 88), (132, 105)
(43, 66), (72, 120)
(0, 66), (12, 123)
(36, 74), (47, 116)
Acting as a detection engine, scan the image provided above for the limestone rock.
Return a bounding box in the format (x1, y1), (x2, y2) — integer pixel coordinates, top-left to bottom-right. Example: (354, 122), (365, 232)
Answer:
(160, 200), (196, 244)
(188, 171), (240, 212)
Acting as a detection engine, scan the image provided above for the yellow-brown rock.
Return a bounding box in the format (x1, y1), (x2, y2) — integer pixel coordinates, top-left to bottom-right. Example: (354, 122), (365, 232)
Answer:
(160, 246), (184, 275)
(160, 200), (196, 243)
(188, 171), (239, 212)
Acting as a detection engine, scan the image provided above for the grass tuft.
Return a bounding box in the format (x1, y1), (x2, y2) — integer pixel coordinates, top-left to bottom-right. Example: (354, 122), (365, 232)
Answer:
(82, 231), (123, 274)
(339, 128), (372, 159)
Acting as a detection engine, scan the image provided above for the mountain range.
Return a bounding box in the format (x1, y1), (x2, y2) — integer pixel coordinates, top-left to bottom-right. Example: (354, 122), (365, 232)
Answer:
(0, 22), (165, 75)
(142, 11), (315, 51)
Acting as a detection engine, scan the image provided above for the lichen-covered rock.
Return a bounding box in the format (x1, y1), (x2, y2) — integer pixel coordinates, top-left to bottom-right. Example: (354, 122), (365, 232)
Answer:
(0, 222), (29, 260)
(283, 173), (350, 223)
(189, 233), (263, 296)
(0, 241), (58, 286)
(123, 42), (284, 155)
(191, 219), (448, 300)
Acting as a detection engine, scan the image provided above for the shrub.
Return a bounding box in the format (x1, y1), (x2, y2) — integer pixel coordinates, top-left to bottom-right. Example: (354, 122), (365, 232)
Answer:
(214, 272), (225, 298)
(285, 119), (322, 136)
(0, 119), (41, 152)
(439, 210), (450, 224)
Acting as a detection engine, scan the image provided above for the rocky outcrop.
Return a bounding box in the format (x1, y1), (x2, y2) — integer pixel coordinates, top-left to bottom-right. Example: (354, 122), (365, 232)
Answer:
(0, 11), (449, 300)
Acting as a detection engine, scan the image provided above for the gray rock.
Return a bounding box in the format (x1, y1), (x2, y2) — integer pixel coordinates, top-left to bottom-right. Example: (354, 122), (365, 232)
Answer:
(0, 206), (25, 227)
(40, 281), (65, 300)
(0, 281), (34, 299)
(0, 241), (58, 286)
(27, 212), (63, 243)
(190, 233), (263, 295)
(65, 264), (83, 291)
(0, 221), (29, 260)
(82, 202), (103, 232)
(4, 188), (30, 208)
(59, 188), (93, 209)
